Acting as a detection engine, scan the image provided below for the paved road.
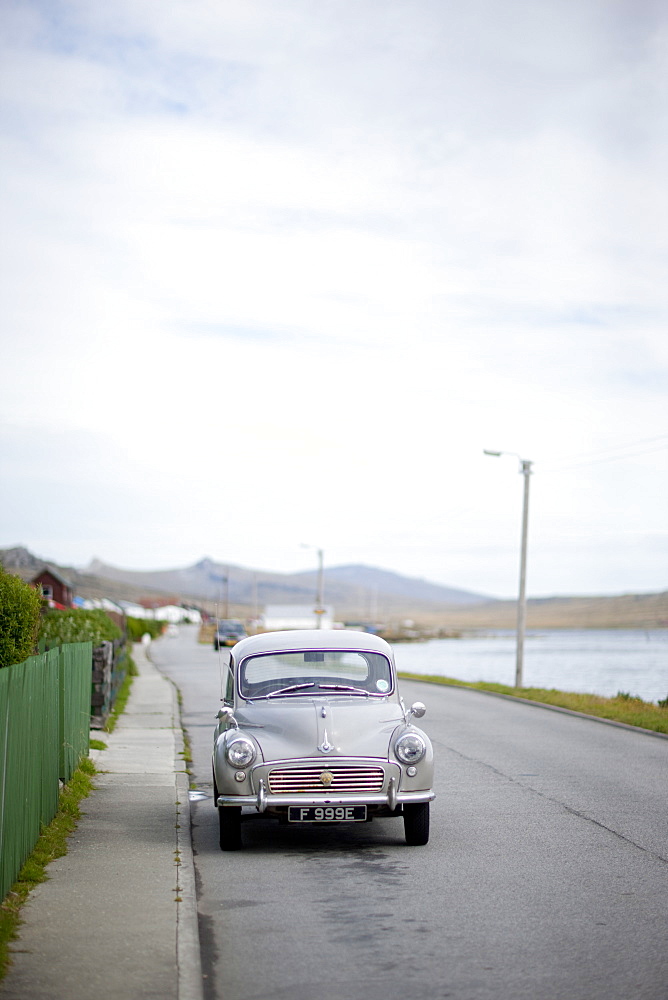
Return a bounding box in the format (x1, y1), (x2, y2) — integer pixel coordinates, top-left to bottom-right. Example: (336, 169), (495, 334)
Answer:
(152, 627), (668, 1000)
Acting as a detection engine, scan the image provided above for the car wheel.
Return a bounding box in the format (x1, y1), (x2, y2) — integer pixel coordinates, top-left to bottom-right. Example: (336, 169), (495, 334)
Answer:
(213, 640), (219, 650)
(403, 802), (429, 846)
(219, 806), (242, 851)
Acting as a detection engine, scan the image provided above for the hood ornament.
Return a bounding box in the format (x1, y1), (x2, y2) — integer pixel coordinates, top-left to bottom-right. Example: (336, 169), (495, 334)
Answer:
(318, 728), (333, 753)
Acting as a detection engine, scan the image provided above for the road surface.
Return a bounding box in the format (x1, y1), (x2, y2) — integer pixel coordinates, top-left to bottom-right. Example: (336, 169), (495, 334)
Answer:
(151, 627), (668, 1000)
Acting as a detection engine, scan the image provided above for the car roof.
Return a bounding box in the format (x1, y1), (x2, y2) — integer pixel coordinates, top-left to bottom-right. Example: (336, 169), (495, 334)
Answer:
(231, 629), (394, 661)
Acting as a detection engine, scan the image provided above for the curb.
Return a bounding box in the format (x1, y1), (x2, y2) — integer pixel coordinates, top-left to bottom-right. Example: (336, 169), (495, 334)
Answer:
(147, 646), (205, 1000)
(175, 771), (204, 1000)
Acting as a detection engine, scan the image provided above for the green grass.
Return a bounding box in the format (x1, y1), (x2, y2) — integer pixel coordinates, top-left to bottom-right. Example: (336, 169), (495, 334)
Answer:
(398, 673), (668, 734)
(174, 689), (194, 786)
(89, 738), (107, 751)
(104, 655), (138, 733)
(0, 757), (96, 981)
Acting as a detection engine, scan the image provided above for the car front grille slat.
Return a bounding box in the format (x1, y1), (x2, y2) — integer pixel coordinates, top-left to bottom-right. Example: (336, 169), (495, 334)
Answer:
(268, 764), (384, 794)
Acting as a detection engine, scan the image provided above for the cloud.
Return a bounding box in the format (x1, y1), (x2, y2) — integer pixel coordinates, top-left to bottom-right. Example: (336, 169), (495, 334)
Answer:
(0, 0), (666, 596)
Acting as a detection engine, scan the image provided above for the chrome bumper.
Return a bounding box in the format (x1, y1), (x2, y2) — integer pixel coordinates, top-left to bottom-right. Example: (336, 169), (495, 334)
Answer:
(217, 777), (435, 813)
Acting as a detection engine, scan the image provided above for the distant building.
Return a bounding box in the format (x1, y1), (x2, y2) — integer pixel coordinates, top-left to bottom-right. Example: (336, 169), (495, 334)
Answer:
(262, 604), (335, 630)
(151, 605), (202, 624)
(31, 567), (73, 608)
(80, 597), (125, 615)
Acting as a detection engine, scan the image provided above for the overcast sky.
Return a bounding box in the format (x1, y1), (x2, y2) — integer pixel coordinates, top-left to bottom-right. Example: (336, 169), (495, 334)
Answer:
(1, 0), (666, 599)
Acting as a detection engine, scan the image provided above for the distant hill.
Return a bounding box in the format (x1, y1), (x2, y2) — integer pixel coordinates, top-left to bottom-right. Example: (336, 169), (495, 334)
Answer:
(1, 546), (490, 616)
(427, 592), (668, 630)
(84, 555), (491, 612)
(3, 546), (666, 627)
(312, 564), (487, 605)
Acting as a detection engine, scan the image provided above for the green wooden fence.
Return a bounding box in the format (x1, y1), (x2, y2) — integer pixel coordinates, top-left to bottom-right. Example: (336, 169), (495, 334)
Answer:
(0, 642), (92, 901)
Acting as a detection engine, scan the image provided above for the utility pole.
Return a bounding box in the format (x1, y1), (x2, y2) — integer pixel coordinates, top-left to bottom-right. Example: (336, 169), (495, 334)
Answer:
(484, 451), (533, 688)
(302, 544), (325, 628)
(315, 548), (324, 628)
(515, 459), (532, 688)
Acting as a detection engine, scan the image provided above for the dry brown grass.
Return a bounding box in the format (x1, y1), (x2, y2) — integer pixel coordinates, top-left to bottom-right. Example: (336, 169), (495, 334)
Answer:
(198, 623), (216, 644)
(386, 592), (668, 631)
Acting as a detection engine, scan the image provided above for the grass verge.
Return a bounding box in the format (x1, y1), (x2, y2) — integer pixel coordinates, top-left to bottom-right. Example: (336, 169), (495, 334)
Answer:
(398, 673), (668, 734)
(104, 654), (138, 733)
(0, 757), (97, 981)
(174, 688), (194, 786)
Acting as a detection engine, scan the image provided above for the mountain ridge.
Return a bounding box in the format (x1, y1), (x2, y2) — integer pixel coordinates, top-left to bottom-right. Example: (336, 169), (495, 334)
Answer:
(2, 546), (491, 613)
(84, 555), (491, 608)
(2, 546), (666, 627)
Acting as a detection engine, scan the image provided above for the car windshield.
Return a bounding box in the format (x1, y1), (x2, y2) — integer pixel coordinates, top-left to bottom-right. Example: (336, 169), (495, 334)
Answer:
(239, 649), (393, 699)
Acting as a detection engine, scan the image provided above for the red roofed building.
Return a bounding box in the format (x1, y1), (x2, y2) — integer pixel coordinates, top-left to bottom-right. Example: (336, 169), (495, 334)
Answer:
(31, 568), (74, 609)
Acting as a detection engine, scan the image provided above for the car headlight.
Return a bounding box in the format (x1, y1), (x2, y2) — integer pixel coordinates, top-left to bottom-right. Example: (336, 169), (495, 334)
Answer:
(225, 737), (256, 768)
(394, 732), (426, 764)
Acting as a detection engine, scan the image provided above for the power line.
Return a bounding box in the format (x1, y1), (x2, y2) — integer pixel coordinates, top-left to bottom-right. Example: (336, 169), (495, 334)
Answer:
(542, 435), (668, 472)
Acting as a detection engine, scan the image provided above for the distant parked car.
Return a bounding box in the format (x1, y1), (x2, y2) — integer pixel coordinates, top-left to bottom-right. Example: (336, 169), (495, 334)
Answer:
(212, 629), (435, 850)
(213, 620), (247, 650)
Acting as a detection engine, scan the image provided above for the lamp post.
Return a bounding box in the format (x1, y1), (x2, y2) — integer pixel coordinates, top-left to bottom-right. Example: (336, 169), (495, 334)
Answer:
(301, 544), (325, 628)
(483, 450), (533, 688)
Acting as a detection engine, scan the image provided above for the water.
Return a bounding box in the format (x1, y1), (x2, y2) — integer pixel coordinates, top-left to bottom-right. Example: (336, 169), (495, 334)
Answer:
(393, 629), (668, 704)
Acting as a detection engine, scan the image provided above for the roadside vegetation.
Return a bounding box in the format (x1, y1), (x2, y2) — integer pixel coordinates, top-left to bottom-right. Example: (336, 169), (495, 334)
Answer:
(104, 654), (138, 733)
(39, 608), (123, 646)
(0, 567), (42, 668)
(0, 758), (96, 980)
(398, 673), (668, 734)
(126, 617), (164, 642)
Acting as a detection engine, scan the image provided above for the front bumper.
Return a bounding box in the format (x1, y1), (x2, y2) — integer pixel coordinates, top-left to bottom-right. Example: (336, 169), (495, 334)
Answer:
(217, 778), (435, 813)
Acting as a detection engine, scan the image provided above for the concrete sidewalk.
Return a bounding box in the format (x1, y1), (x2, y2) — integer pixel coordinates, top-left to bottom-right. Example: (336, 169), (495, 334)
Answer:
(0, 643), (203, 1000)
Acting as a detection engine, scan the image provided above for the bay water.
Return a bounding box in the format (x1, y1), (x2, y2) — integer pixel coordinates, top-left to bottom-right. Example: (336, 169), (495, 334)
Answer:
(394, 629), (668, 704)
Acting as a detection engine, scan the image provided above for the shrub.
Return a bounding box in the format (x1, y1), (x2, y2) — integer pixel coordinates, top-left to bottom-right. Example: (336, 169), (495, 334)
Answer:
(0, 567), (43, 668)
(39, 609), (123, 647)
(126, 617), (164, 642)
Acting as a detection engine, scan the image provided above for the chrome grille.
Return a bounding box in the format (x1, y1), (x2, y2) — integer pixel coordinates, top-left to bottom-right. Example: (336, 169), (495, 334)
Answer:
(268, 764), (385, 794)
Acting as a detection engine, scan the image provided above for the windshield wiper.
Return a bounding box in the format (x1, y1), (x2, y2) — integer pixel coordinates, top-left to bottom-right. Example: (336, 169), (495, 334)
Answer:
(317, 684), (369, 695)
(265, 682), (316, 698)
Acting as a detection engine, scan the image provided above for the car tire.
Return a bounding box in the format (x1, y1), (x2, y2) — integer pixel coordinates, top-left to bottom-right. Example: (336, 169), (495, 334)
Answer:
(213, 640), (219, 650)
(219, 806), (242, 851)
(403, 802), (429, 846)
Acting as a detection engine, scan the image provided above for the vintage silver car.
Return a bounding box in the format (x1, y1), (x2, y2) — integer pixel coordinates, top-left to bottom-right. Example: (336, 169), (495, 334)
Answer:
(212, 629), (434, 850)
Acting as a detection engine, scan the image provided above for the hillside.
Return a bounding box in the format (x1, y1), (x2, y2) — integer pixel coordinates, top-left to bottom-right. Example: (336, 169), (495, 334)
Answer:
(409, 592), (668, 630)
(2, 546), (666, 628)
(2, 547), (491, 617)
(84, 555), (490, 614)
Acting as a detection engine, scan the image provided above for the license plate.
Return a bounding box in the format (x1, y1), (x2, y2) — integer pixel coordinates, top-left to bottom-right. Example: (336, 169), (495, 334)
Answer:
(288, 805), (367, 823)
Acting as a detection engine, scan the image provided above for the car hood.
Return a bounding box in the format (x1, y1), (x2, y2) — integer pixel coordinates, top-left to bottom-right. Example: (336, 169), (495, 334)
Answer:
(233, 696), (405, 762)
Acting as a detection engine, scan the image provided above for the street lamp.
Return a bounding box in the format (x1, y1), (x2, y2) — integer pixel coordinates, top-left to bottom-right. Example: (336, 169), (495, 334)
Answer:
(483, 450), (533, 688)
(301, 544), (325, 628)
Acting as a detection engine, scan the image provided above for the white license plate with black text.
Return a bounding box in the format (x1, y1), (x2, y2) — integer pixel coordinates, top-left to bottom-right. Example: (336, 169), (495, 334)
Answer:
(288, 805), (367, 823)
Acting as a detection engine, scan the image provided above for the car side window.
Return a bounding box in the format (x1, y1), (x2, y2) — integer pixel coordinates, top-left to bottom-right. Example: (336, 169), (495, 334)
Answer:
(225, 660), (235, 704)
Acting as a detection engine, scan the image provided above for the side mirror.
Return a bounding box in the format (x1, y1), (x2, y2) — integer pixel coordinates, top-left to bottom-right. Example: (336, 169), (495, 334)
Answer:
(409, 701), (426, 719)
(216, 707), (238, 728)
